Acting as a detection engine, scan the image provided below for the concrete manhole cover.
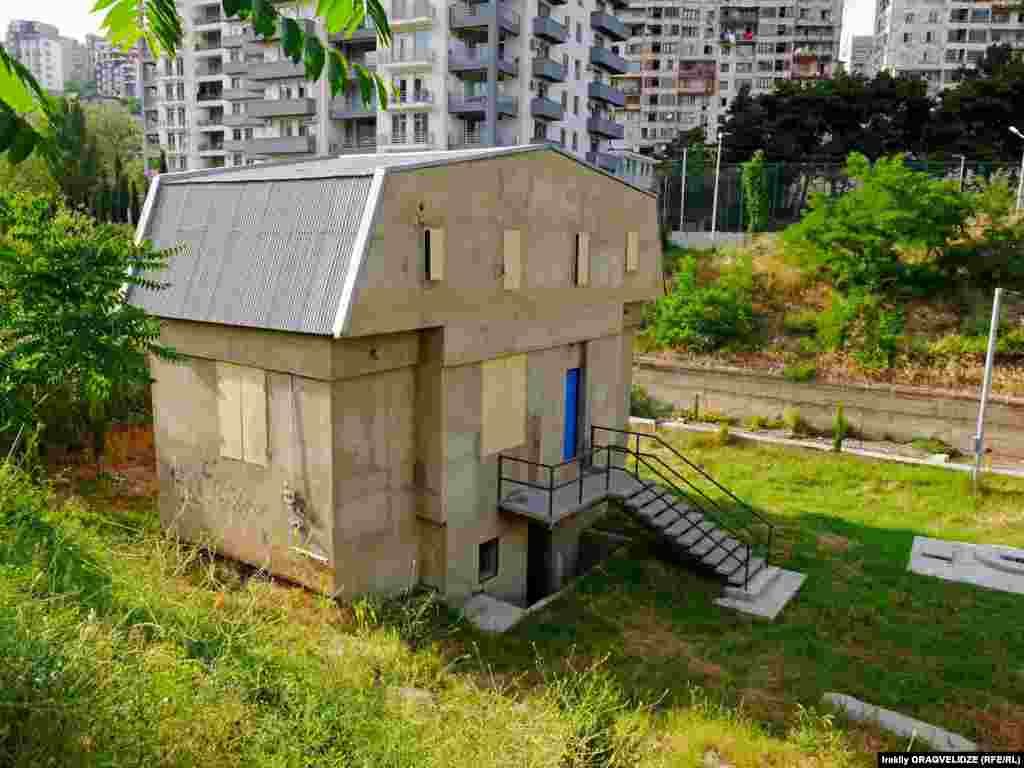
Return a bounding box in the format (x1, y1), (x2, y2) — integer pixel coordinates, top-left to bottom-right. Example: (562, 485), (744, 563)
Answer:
(909, 536), (1024, 595)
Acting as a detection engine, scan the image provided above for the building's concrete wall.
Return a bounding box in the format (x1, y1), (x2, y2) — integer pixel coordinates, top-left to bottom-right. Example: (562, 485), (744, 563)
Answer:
(150, 354), (336, 591)
(635, 357), (1024, 459)
(347, 151), (661, 339)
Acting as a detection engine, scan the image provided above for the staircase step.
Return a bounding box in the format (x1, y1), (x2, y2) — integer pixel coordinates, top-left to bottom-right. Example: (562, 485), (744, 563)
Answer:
(713, 551), (748, 577)
(723, 564), (784, 601)
(664, 516), (698, 538)
(689, 533), (729, 558)
(649, 506), (684, 528)
(716, 567), (805, 621)
(700, 539), (743, 567)
(634, 499), (672, 523)
(625, 487), (662, 508)
(726, 556), (767, 586)
(676, 522), (717, 548)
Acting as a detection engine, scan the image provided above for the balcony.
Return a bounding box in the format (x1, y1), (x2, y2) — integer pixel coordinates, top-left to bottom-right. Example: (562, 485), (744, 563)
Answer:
(590, 11), (627, 42)
(390, 89), (434, 108)
(330, 96), (379, 119)
(331, 21), (378, 43)
(223, 112), (260, 126)
(448, 93), (519, 117)
(196, 90), (225, 102)
(586, 114), (624, 139)
(224, 59), (249, 75)
(391, 0), (436, 26)
(588, 80), (625, 107)
(380, 47), (435, 68)
(331, 136), (378, 154)
(530, 96), (563, 121)
(244, 135), (316, 155)
(449, 46), (519, 77)
(532, 57), (567, 82)
(193, 38), (224, 54)
(223, 139), (249, 152)
(247, 97), (317, 118)
(586, 151), (621, 173)
(224, 87), (261, 100)
(197, 117), (225, 128)
(590, 46), (628, 74)
(196, 62), (225, 78)
(223, 33), (245, 48)
(678, 79), (713, 94)
(449, 2), (521, 36)
(247, 60), (305, 79)
(192, 13), (223, 28)
(533, 15), (568, 44)
(197, 141), (226, 154)
(246, 18), (315, 42)
(380, 131), (435, 149)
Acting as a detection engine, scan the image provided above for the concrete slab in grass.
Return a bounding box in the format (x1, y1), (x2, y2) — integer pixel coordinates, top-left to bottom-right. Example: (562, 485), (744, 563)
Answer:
(909, 536), (1024, 595)
(461, 593), (526, 633)
(715, 567), (806, 620)
(822, 693), (976, 751)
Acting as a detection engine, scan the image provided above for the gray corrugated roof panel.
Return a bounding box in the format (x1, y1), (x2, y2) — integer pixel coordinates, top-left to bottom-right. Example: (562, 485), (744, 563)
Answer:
(167, 145), (539, 184)
(131, 175), (374, 336)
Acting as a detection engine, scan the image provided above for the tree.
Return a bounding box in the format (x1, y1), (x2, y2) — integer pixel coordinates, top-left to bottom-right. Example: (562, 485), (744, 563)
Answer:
(42, 98), (100, 211)
(783, 153), (972, 293)
(1, 0), (394, 163)
(0, 191), (178, 459)
(129, 180), (141, 226)
(158, 149), (168, 174)
(741, 150), (768, 233)
(64, 79), (98, 99)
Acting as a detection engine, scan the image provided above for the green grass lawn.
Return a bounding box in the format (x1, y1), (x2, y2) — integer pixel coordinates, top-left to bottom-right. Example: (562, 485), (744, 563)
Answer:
(463, 435), (1024, 757)
(4, 439), (1023, 767)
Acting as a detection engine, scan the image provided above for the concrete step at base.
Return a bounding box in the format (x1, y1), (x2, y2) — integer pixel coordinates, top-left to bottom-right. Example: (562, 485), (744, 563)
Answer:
(722, 564), (783, 600)
(716, 567), (805, 621)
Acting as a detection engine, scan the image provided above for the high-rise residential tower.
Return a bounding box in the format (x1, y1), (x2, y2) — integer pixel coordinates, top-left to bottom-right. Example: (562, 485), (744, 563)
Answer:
(849, 33), (872, 75)
(6, 20), (66, 93)
(142, 0), (636, 176)
(610, 0), (843, 157)
(871, 0), (1024, 91)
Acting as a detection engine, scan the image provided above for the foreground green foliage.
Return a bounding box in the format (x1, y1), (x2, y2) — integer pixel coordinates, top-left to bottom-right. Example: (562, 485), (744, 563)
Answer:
(0, 460), (862, 766)
(0, 192), (175, 456)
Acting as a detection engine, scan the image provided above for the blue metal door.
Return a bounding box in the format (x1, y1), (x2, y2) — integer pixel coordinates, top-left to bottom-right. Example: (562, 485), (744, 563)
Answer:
(563, 368), (580, 461)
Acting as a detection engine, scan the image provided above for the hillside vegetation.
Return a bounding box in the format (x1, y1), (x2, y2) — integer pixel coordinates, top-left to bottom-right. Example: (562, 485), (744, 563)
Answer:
(644, 155), (1024, 396)
(0, 459), (866, 768)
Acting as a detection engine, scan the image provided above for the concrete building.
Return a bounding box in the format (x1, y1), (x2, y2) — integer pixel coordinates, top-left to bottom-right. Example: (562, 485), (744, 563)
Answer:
(128, 145), (660, 605)
(5, 20), (66, 93)
(62, 36), (90, 84)
(610, 0), (843, 157)
(88, 33), (138, 99)
(871, 0), (1024, 91)
(849, 33), (872, 75)
(141, 0), (633, 177)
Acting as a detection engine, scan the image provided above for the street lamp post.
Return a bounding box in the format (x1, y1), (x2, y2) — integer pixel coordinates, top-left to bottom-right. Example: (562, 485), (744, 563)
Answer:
(711, 131), (728, 244)
(953, 153), (966, 194)
(1009, 126), (1024, 210)
(678, 145), (688, 234)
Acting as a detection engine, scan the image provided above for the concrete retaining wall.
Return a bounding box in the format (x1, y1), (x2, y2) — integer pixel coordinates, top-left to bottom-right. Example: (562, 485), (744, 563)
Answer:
(634, 356), (1024, 459)
(669, 232), (750, 250)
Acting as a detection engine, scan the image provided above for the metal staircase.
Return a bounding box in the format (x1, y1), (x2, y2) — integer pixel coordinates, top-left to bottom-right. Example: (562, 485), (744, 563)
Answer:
(498, 426), (774, 590)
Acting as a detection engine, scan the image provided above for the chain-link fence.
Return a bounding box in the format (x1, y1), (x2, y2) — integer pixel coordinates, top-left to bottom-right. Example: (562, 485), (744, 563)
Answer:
(658, 160), (1020, 235)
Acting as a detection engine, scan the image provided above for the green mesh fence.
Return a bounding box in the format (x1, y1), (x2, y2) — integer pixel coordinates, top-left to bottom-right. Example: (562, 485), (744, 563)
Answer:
(658, 159), (1019, 234)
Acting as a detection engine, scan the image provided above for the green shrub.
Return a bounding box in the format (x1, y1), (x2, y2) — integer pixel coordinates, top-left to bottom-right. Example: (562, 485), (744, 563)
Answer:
(832, 403), (847, 452)
(926, 327), (1024, 360)
(782, 362), (816, 383)
(816, 292), (863, 351)
(649, 254), (755, 352)
(783, 309), (819, 336)
(782, 406), (807, 435)
(630, 385), (673, 421)
(816, 292), (904, 370)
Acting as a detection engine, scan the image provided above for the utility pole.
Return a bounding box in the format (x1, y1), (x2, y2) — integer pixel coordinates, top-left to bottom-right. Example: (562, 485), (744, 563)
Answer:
(678, 145), (688, 235)
(973, 287), (1003, 490)
(711, 132), (724, 244)
(954, 153), (966, 194)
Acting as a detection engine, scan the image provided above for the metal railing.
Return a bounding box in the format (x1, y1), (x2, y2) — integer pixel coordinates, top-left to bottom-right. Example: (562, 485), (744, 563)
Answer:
(496, 426), (774, 589)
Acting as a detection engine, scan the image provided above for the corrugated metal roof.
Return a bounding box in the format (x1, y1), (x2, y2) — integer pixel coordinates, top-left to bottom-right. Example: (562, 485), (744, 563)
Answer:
(131, 176), (373, 336)
(167, 145), (542, 184)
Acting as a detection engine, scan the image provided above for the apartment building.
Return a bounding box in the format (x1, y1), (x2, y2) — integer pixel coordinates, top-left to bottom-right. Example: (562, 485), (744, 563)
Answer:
(849, 33), (872, 75)
(142, 0), (632, 177)
(88, 34), (139, 98)
(62, 36), (90, 84)
(871, 0), (1024, 92)
(610, 0), (842, 157)
(6, 21), (66, 93)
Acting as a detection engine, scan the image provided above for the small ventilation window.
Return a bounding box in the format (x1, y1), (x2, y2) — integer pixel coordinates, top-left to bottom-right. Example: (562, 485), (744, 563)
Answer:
(479, 537), (499, 582)
(425, 227), (445, 281)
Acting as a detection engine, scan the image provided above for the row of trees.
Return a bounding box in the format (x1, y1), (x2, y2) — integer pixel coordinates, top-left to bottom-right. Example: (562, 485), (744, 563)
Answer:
(663, 45), (1024, 165)
(0, 98), (145, 225)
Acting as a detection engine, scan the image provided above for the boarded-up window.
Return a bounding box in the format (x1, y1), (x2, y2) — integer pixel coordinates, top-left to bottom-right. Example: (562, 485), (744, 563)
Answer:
(503, 229), (521, 290)
(216, 362), (268, 466)
(626, 231), (639, 272)
(425, 227), (445, 281)
(481, 353), (527, 457)
(574, 232), (590, 286)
